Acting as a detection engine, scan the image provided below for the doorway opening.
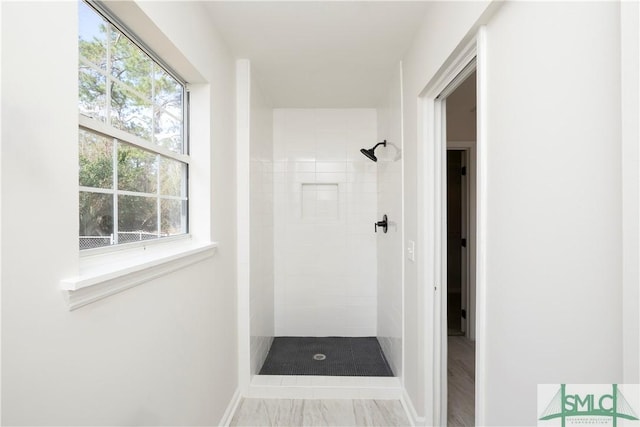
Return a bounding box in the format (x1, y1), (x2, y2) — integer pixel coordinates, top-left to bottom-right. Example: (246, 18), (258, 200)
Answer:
(445, 70), (477, 427)
(417, 27), (485, 427)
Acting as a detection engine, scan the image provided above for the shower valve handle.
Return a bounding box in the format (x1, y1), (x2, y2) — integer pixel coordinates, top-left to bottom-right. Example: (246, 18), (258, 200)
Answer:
(375, 214), (388, 233)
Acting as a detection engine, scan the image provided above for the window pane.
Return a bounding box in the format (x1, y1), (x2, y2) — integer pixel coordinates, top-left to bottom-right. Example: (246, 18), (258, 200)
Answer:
(79, 66), (106, 122)
(154, 108), (183, 153)
(79, 191), (113, 249)
(160, 157), (186, 197)
(161, 199), (187, 236)
(153, 64), (182, 105)
(154, 64), (182, 113)
(110, 27), (152, 98)
(118, 195), (157, 241)
(78, 1), (107, 70)
(79, 129), (113, 188)
(153, 64), (183, 153)
(110, 82), (152, 140)
(78, 1), (188, 249)
(117, 143), (157, 193)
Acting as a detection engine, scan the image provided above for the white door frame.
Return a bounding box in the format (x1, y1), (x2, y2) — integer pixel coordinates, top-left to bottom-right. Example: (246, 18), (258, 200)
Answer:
(417, 27), (487, 426)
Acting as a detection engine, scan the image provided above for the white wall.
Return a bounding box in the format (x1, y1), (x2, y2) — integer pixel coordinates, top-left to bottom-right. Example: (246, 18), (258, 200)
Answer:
(273, 109), (378, 337)
(249, 67), (274, 375)
(621, 0), (640, 384)
(237, 59), (274, 385)
(400, 1), (632, 425)
(1, 2), (238, 425)
(376, 64), (404, 377)
(483, 2), (622, 423)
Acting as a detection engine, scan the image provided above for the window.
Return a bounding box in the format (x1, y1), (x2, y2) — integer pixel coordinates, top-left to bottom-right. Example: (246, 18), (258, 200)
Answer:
(78, 0), (188, 250)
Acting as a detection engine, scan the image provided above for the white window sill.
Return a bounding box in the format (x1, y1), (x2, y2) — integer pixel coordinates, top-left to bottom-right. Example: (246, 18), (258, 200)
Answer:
(61, 238), (217, 310)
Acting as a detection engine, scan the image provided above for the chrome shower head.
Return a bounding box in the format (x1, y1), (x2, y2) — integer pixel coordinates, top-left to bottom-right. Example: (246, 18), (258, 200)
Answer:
(360, 140), (387, 162)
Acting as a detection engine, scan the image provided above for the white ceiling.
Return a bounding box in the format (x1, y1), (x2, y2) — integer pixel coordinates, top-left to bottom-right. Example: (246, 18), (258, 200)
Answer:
(203, 1), (431, 108)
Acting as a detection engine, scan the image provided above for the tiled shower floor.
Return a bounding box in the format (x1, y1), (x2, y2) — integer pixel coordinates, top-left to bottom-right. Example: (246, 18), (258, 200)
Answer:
(259, 337), (394, 376)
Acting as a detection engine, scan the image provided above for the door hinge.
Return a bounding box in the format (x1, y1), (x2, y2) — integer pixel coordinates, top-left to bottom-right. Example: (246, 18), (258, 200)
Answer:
(461, 166), (467, 176)
(462, 309), (467, 319)
(461, 238), (467, 248)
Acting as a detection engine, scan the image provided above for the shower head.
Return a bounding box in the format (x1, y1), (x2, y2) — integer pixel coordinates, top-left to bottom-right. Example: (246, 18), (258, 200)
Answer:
(360, 147), (377, 162)
(360, 140), (387, 162)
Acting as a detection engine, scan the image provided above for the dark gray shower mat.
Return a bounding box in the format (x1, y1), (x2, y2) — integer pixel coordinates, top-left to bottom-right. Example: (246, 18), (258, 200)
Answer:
(258, 337), (394, 376)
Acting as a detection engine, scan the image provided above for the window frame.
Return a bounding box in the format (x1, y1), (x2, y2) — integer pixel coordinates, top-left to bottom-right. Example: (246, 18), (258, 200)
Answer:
(78, 0), (190, 254)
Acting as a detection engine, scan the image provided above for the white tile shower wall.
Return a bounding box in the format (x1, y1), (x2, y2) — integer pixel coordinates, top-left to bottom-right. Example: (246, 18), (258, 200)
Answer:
(274, 109), (378, 337)
(376, 64), (403, 377)
(250, 73), (274, 375)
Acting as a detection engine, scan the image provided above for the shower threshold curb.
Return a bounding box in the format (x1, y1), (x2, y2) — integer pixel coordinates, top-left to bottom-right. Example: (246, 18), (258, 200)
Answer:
(247, 375), (402, 400)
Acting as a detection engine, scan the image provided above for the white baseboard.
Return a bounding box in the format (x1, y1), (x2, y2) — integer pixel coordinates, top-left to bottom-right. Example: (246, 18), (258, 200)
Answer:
(218, 388), (242, 427)
(401, 387), (425, 426)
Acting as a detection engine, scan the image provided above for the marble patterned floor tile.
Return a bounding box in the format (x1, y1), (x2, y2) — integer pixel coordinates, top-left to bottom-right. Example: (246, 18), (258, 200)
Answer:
(231, 398), (272, 426)
(353, 399), (410, 426)
(267, 399), (304, 426)
(230, 398), (410, 426)
(301, 399), (357, 426)
(447, 336), (475, 427)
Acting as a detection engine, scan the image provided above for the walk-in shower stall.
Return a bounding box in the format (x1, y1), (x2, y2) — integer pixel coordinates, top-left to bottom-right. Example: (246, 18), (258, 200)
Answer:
(238, 61), (403, 398)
